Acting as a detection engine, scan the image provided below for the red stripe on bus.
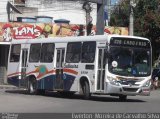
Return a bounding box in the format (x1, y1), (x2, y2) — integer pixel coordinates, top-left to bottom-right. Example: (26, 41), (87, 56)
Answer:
(63, 68), (78, 75)
(7, 69), (77, 78)
(47, 70), (55, 74)
(8, 72), (21, 77)
(36, 70), (55, 79)
(26, 70), (38, 75)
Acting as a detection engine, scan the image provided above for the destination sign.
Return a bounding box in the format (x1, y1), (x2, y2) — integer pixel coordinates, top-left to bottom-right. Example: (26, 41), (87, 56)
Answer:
(110, 37), (150, 48)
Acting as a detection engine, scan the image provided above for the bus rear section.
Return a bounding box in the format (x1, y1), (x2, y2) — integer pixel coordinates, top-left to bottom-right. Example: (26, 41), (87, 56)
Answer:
(7, 39), (80, 94)
(7, 42), (60, 93)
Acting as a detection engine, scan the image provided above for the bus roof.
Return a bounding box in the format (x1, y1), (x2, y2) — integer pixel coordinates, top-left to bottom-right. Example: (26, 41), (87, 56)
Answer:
(107, 34), (150, 42)
(10, 34), (150, 44)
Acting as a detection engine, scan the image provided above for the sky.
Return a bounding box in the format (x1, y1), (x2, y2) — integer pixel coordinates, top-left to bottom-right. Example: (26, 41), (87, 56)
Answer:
(111, 0), (119, 5)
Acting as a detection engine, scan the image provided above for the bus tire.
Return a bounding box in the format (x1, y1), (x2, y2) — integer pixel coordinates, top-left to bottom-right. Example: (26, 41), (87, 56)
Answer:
(82, 81), (91, 100)
(37, 89), (46, 95)
(59, 91), (75, 97)
(28, 78), (37, 94)
(119, 95), (127, 101)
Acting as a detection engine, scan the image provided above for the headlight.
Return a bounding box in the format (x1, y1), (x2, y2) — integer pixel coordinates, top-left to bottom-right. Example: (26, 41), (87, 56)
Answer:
(107, 76), (120, 86)
(143, 80), (151, 87)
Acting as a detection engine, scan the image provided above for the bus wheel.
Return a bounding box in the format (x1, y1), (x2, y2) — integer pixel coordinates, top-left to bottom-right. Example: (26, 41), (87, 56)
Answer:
(119, 95), (127, 101)
(28, 78), (37, 94)
(82, 81), (91, 100)
(59, 91), (75, 97)
(37, 89), (46, 95)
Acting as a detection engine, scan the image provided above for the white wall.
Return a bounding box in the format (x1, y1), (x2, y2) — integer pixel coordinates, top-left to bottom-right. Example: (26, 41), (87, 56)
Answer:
(13, 7), (38, 21)
(0, 0), (97, 24)
(25, 0), (97, 25)
(0, 0), (9, 22)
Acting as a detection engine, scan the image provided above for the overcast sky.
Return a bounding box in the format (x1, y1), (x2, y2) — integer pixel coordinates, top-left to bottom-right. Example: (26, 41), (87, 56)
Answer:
(111, 0), (119, 5)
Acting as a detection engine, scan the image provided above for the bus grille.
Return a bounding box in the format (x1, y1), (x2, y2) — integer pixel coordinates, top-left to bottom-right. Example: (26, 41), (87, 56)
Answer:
(118, 80), (140, 86)
(122, 87), (138, 92)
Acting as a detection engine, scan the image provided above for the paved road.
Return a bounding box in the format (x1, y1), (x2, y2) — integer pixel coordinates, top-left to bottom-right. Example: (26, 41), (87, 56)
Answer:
(0, 88), (160, 113)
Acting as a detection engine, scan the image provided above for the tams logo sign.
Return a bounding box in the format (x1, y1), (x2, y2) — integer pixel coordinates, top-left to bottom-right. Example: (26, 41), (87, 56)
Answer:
(13, 24), (42, 39)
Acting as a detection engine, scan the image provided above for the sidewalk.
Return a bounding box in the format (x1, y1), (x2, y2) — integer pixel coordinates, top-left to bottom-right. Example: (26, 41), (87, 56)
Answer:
(0, 84), (18, 90)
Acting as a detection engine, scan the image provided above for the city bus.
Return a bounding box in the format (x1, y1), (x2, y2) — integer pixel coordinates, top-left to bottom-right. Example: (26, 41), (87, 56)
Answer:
(7, 35), (152, 101)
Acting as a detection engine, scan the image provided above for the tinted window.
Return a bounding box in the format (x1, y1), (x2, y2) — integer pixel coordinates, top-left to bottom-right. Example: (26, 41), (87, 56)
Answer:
(10, 44), (21, 62)
(66, 42), (81, 63)
(40, 43), (55, 63)
(29, 44), (41, 62)
(82, 41), (96, 63)
(108, 47), (151, 77)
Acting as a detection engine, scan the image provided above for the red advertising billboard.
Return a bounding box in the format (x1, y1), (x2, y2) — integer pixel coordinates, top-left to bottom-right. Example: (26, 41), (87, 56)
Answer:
(0, 22), (128, 42)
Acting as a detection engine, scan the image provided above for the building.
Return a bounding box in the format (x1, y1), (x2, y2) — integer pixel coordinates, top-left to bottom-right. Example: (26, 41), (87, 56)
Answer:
(0, 0), (9, 22)
(0, 0), (97, 25)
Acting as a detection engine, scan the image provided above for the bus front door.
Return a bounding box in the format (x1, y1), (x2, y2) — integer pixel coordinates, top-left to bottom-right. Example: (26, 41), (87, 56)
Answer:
(19, 49), (28, 88)
(55, 48), (65, 90)
(97, 48), (107, 91)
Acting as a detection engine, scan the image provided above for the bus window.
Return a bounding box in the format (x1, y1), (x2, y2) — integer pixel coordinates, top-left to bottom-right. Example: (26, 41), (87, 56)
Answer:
(10, 44), (21, 62)
(134, 49), (150, 75)
(82, 41), (96, 63)
(29, 43), (41, 62)
(66, 42), (81, 63)
(40, 43), (55, 63)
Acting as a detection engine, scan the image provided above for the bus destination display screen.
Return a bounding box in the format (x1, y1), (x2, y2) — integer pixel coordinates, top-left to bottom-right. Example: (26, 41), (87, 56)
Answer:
(110, 37), (150, 48)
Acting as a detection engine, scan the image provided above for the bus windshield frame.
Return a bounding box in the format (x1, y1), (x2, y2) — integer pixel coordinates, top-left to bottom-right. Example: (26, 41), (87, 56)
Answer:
(108, 37), (151, 77)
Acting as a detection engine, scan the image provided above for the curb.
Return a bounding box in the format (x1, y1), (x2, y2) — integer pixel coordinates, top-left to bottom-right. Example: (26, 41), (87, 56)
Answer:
(0, 85), (18, 90)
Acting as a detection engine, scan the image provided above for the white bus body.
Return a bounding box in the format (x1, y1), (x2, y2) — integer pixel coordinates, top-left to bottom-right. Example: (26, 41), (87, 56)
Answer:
(7, 35), (152, 100)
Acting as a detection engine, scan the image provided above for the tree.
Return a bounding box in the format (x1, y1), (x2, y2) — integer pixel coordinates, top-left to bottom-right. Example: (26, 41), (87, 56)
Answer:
(134, 0), (160, 63)
(110, 0), (130, 27)
(111, 0), (160, 64)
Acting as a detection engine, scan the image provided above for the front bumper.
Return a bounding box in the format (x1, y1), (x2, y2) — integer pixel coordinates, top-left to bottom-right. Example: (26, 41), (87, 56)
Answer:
(104, 82), (150, 96)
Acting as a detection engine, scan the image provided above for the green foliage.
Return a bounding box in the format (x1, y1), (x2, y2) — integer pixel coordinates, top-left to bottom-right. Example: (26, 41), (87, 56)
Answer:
(134, 0), (160, 40)
(111, 0), (160, 63)
(134, 0), (160, 62)
(110, 0), (130, 27)
(110, 0), (160, 40)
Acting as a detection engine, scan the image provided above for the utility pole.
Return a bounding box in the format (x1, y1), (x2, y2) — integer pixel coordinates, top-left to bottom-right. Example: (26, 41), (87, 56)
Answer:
(129, 0), (137, 36)
(83, 1), (92, 36)
(104, 0), (108, 26)
(96, 0), (104, 35)
(129, 0), (134, 36)
(107, 0), (111, 26)
(82, 0), (104, 35)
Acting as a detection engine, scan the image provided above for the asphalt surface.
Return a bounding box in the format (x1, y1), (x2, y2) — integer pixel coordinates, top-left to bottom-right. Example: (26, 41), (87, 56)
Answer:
(0, 86), (160, 113)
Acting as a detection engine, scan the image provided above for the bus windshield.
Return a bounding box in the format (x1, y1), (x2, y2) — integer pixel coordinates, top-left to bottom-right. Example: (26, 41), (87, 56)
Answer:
(108, 46), (151, 77)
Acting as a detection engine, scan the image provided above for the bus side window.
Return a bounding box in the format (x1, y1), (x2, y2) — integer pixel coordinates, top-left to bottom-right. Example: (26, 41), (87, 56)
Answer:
(82, 41), (96, 63)
(29, 43), (41, 62)
(66, 42), (81, 63)
(10, 44), (21, 62)
(40, 43), (55, 63)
